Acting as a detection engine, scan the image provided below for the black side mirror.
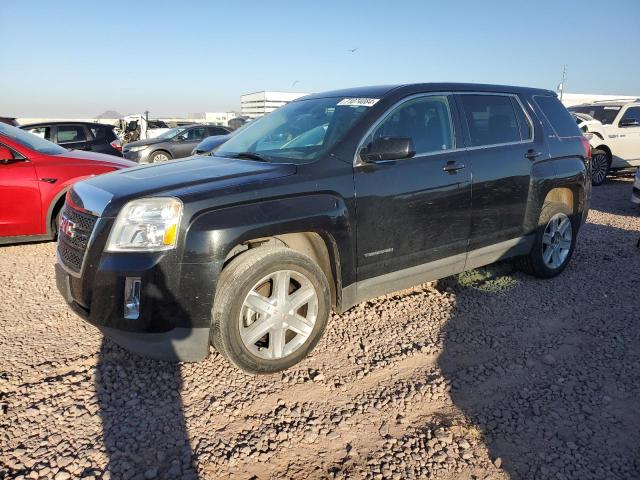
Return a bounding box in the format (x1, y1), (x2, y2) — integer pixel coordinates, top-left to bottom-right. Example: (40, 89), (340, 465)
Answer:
(620, 118), (640, 127)
(360, 136), (416, 162)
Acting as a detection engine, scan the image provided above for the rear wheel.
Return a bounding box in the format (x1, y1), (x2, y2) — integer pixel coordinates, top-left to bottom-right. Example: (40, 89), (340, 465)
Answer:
(149, 150), (172, 163)
(516, 202), (576, 278)
(590, 149), (610, 186)
(211, 246), (331, 374)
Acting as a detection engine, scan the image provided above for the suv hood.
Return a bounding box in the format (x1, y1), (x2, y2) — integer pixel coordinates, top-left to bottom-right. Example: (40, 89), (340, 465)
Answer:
(70, 156), (297, 217)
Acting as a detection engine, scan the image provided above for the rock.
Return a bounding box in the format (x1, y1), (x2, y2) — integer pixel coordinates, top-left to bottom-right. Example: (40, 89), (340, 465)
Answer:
(379, 422), (389, 437)
(144, 468), (158, 479)
(494, 457), (502, 468)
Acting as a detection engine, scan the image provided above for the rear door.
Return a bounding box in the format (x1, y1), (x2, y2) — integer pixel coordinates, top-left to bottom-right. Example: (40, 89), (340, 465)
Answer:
(0, 143), (42, 237)
(455, 93), (543, 260)
(354, 93), (471, 283)
(55, 124), (91, 151)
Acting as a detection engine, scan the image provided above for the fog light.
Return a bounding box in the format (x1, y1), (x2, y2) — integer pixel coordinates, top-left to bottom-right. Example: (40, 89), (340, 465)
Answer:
(124, 277), (141, 320)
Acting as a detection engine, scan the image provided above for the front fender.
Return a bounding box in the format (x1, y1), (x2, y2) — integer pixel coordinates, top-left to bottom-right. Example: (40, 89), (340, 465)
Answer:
(181, 192), (355, 294)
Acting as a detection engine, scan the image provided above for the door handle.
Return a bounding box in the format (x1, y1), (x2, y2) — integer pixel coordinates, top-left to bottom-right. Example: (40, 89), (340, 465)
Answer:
(40, 178), (57, 183)
(443, 161), (465, 173)
(525, 149), (542, 160)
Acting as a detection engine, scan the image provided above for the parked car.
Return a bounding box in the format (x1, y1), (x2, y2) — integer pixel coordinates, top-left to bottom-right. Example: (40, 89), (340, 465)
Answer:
(20, 122), (123, 157)
(632, 167), (640, 206)
(55, 83), (591, 373)
(122, 124), (231, 163)
(0, 123), (135, 244)
(569, 99), (640, 185)
(190, 121), (254, 156)
(0, 117), (18, 126)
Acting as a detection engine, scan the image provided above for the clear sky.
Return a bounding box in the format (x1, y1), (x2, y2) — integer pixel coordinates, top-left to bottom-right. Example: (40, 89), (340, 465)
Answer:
(1, 0), (639, 118)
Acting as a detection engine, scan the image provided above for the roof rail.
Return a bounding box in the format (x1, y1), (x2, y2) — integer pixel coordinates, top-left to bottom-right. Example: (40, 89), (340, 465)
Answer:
(590, 98), (640, 104)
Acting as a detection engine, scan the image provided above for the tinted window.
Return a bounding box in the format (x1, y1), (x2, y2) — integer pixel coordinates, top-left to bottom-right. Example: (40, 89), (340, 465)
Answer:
(534, 96), (581, 138)
(25, 126), (51, 140)
(370, 95), (454, 154)
(620, 107), (640, 125)
(0, 123), (67, 155)
(57, 125), (86, 143)
(460, 94), (520, 146)
(208, 127), (229, 136)
(89, 125), (115, 141)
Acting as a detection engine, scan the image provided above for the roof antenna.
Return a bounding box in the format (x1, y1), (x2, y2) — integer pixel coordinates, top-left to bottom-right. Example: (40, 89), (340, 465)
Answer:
(557, 65), (567, 101)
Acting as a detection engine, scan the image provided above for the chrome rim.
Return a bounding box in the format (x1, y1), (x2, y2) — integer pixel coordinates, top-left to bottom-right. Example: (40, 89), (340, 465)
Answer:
(239, 270), (318, 360)
(591, 153), (608, 184)
(542, 213), (572, 269)
(153, 153), (169, 162)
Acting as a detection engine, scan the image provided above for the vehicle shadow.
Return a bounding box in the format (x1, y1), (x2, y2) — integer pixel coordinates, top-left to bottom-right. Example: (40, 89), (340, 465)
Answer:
(94, 271), (198, 480)
(437, 222), (640, 479)
(590, 176), (638, 217)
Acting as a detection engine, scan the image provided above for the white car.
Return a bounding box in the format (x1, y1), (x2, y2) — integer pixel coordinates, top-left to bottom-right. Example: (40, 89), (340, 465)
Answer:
(569, 100), (640, 186)
(632, 168), (640, 205)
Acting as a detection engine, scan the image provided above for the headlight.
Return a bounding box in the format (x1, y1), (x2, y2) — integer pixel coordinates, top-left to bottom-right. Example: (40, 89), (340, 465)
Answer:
(127, 145), (148, 153)
(106, 197), (183, 252)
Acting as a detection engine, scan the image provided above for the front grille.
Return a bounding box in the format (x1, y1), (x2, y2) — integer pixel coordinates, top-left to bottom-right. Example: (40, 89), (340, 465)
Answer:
(57, 204), (98, 273)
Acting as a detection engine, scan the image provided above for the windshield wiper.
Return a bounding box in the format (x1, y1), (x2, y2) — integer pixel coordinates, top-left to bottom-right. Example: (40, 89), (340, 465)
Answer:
(228, 152), (270, 162)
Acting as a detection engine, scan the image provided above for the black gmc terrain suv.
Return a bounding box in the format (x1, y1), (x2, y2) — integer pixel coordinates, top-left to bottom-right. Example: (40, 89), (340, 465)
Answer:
(56, 83), (591, 373)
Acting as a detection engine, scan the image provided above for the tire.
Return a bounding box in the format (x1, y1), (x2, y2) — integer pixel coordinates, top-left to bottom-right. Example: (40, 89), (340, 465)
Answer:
(211, 246), (331, 374)
(516, 202), (576, 278)
(149, 150), (172, 163)
(52, 208), (63, 240)
(590, 149), (610, 186)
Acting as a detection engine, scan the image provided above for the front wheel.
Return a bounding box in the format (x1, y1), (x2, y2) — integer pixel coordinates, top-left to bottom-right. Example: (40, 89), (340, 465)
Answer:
(590, 149), (610, 186)
(516, 202), (577, 278)
(211, 246), (331, 374)
(149, 150), (172, 163)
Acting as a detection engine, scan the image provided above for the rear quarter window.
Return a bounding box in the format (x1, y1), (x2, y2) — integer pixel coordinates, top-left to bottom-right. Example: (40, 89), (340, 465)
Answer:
(534, 96), (581, 138)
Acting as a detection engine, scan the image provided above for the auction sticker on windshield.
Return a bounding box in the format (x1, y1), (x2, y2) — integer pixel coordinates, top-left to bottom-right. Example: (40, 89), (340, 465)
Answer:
(337, 98), (380, 107)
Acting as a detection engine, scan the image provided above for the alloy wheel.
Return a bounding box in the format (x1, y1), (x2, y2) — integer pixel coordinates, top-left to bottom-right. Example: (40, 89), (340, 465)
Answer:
(542, 213), (572, 269)
(591, 153), (608, 184)
(239, 270), (318, 360)
(153, 153), (170, 163)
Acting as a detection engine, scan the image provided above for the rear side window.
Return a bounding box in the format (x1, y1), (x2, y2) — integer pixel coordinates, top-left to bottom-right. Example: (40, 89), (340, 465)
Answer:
(208, 127), (229, 136)
(459, 94), (521, 147)
(89, 125), (116, 141)
(24, 126), (51, 140)
(620, 106), (640, 125)
(57, 125), (86, 143)
(534, 96), (581, 138)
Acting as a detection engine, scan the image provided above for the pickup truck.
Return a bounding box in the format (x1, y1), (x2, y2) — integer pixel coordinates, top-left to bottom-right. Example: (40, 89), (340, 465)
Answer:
(55, 83), (591, 373)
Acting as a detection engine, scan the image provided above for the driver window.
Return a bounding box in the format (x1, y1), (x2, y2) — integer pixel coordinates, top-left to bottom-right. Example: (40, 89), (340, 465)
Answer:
(620, 107), (640, 126)
(370, 95), (454, 155)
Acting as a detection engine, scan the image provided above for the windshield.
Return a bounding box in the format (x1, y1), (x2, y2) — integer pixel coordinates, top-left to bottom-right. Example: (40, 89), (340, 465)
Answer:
(156, 127), (186, 140)
(0, 123), (67, 154)
(568, 106), (621, 125)
(216, 97), (373, 163)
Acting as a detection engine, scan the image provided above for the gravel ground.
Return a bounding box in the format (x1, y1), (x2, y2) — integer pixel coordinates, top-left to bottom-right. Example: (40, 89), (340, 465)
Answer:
(1, 178), (639, 480)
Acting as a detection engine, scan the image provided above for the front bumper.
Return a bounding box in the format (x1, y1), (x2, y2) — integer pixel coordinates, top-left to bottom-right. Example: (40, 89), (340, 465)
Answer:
(123, 148), (151, 163)
(55, 251), (220, 362)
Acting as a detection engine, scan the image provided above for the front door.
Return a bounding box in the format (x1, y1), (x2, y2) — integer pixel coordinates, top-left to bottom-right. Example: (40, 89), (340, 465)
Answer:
(613, 106), (640, 164)
(354, 94), (471, 286)
(0, 144), (41, 237)
(173, 126), (207, 158)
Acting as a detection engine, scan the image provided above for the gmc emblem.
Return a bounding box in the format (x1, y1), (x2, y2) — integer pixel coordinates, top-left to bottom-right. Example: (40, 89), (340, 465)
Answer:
(59, 215), (77, 238)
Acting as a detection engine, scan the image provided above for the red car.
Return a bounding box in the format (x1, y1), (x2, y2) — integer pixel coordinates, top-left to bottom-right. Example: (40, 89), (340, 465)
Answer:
(0, 123), (135, 244)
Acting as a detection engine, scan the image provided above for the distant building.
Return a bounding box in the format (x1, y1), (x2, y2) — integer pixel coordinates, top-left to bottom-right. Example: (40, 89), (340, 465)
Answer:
(560, 93), (638, 107)
(240, 91), (308, 118)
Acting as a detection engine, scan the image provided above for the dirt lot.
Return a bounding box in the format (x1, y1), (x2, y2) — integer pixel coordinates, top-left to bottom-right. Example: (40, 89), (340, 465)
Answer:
(1, 178), (639, 480)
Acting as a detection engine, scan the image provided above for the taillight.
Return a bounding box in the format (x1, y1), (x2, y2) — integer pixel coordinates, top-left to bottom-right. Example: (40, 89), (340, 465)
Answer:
(580, 136), (591, 160)
(110, 139), (122, 152)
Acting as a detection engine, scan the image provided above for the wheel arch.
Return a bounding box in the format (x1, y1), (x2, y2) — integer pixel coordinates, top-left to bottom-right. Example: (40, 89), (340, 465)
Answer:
(45, 187), (69, 237)
(183, 193), (355, 312)
(593, 144), (612, 161)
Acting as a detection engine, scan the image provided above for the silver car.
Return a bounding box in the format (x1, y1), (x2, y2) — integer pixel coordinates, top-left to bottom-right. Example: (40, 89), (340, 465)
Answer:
(122, 124), (230, 163)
